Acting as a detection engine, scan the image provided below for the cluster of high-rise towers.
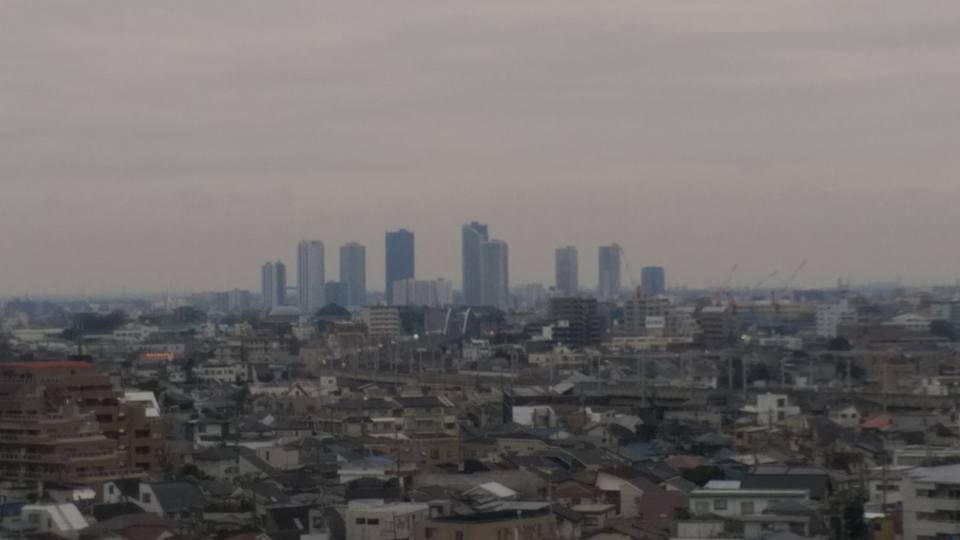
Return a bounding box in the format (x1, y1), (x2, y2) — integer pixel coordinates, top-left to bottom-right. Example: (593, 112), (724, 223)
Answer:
(260, 223), (665, 313)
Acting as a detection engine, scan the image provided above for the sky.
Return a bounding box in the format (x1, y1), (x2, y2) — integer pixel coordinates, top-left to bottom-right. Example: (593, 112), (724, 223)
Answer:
(3, 1), (960, 295)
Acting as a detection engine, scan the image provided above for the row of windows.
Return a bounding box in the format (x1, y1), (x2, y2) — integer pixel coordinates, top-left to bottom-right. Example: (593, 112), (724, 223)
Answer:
(694, 499), (755, 514)
(917, 489), (960, 499)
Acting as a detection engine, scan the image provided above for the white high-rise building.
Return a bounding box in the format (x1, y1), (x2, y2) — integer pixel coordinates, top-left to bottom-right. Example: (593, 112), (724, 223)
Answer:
(297, 240), (325, 314)
(391, 278), (453, 307)
(816, 298), (857, 338)
(261, 261), (286, 309)
(903, 465), (960, 540)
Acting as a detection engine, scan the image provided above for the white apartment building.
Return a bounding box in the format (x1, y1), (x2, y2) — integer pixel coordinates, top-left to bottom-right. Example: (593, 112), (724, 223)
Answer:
(816, 299), (857, 338)
(903, 464), (960, 540)
(689, 481), (809, 518)
(194, 363), (248, 383)
(362, 306), (401, 339)
(345, 500), (431, 540)
(742, 393), (801, 427)
(391, 278), (453, 307)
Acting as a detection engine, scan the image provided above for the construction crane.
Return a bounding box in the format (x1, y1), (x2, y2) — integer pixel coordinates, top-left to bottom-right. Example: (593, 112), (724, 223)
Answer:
(614, 243), (639, 291)
(780, 259), (807, 293)
(712, 264), (739, 307)
(772, 259), (807, 313)
(752, 269), (780, 291)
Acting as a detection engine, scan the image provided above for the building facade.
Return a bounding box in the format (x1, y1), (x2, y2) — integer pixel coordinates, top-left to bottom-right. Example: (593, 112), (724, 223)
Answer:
(597, 245), (621, 300)
(640, 266), (666, 295)
(385, 229), (415, 305)
(461, 222), (489, 306)
(480, 239), (509, 308)
(297, 240), (325, 314)
(392, 278), (453, 307)
(548, 297), (602, 348)
(555, 246), (579, 296)
(363, 306), (401, 340)
(339, 242), (367, 307)
(0, 361), (163, 487)
(902, 465), (960, 540)
(324, 281), (350, 307)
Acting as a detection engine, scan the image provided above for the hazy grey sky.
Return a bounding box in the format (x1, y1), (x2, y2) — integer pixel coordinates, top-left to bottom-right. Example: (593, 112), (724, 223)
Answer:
(3, 1), (960, 295)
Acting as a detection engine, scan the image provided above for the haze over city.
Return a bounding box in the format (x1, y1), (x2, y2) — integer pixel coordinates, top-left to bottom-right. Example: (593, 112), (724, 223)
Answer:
(4, 1), (960, 295)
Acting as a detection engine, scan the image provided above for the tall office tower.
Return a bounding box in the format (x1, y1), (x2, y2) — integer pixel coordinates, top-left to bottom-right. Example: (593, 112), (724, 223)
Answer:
(274, 261), (287, 307)
(597, 245), (622, 300)
(480, 239), (510, 308)
(641, 266), (666, 296)
(461, 222), (489, 305)
(340, 242), (367, 307)
(323, 281), (350, 307)
(385, 229), (415, 305)
(262, 262), (275, 309)
(297, 240), (325, 313)
(555, 246), (579, 296)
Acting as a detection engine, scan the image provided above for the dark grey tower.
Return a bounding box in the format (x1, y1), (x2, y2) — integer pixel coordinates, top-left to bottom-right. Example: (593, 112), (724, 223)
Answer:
(385, 229), (415, 304)
(461, 221), (489, 305)
(555, 246), (579, 296)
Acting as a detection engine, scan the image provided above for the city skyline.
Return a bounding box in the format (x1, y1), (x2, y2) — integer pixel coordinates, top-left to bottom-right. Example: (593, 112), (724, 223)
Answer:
(5, 2), (960, 295)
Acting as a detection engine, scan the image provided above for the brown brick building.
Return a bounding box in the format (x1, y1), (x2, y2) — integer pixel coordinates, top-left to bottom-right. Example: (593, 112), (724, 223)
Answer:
(0, 361), (166, 486)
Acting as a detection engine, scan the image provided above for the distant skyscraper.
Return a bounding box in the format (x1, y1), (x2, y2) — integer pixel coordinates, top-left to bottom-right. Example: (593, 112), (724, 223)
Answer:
(274, 261), (287, 307)
(385, 229), (415, 305)
(297, 240), (325, 313)
(261, 262), (275, 309)
(597, 245), (621, 300)
(339, 242), (367, 307)
(323, 281), (350, 307)
(462, 222), (489, 305)
(480, 239), (509, 308)
(261, 260), (287, 309)
(555, 246), (579, 296)
(641, 266), (666, 296)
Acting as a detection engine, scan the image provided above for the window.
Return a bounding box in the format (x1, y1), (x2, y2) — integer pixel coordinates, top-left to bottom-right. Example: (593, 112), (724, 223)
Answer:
(142, 492), (152, 504)
(777, 398), (786, 407)
(135, 429), (150, 438)
(424, 528), (436, 539)
(368, 519), (380, 526)
(713, 499), (727, 511)
(741, 502), (755, 515)
(355, 518), (366, 525)
(135, 446), (150, 455)
(695, 501), (709, 513)
(455, 532), (464, 540)
(108, 485), (115, 495)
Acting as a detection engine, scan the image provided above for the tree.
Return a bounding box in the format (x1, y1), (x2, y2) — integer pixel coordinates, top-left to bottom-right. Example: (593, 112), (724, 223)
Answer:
(827, 336), (853, 351)
(682, 465), (725, 487)
(842, 495), (868, 540)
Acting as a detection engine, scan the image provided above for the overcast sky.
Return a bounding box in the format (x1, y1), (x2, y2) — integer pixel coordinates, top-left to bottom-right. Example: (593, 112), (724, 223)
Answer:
(3, 1), (960, 295)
